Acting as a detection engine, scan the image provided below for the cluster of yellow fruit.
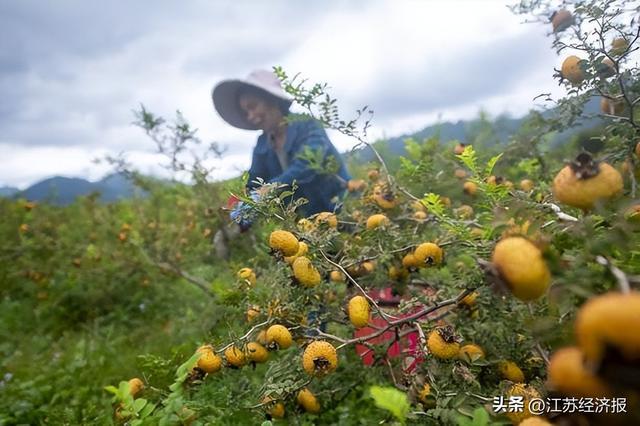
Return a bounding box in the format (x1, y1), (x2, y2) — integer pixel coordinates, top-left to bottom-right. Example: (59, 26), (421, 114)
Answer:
(401, 242), (444, 271)
(268, 230), (321, 287)
(548, 291), (640, 398)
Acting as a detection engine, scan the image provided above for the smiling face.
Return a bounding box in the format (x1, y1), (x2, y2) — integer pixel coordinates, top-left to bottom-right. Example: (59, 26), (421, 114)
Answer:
(238, 91), (284, 133)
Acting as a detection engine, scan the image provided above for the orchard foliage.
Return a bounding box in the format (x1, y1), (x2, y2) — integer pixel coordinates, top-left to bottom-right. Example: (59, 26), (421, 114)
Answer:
(2, 1), (640, 425)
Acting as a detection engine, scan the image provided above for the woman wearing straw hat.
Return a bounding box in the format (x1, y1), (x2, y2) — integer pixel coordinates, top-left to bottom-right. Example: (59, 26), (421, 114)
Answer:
(211, 69), (351, 257)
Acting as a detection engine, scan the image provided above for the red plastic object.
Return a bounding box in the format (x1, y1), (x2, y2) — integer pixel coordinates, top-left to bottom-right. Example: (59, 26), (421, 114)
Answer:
(226, 195), (241, 209)
(354, 287), (425, 372)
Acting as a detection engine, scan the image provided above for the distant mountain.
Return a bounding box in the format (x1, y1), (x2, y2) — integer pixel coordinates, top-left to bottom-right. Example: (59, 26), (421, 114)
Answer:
(7, 173), (144, 205)
(351, 96), (604, 162)
(0, 186), (19, 197)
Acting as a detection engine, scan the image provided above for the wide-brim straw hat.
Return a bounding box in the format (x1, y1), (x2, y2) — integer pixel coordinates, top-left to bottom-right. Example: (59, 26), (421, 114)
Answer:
(211, 69), (293, 130)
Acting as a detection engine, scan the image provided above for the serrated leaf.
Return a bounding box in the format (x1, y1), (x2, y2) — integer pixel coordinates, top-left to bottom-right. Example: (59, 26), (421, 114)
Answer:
(370, 385), (409, 424)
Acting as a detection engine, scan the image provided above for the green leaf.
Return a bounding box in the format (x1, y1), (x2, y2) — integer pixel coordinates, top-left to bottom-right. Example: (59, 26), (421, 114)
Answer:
(369, 385), (409, 424)
(261, 422), (274, 426)
(484, 153), (503, 177)
(457, 145), (479, 175)
(140, 402), (157, 418)
(133, 398), (147, 413)
(104, 385), (119, 395)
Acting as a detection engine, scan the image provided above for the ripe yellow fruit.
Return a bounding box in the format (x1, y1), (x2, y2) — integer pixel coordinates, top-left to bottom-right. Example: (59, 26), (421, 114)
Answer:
(347, 179), (367, 192)
(561, 55), (585, 84)
(196, 346), (223, 374)
(366, 213), (390, 230)
(297, 388), (321, 414)
(411, 200), (427, 212)
(128, 378), (144, 397)
(224, 345), (246, 368)
(552, 154), (623, 210)
(414, 242), (443, 267)
(348, 295), (370, 328)
(292, 256), (321, 287)
(492, 237), (550, 301)
(284, 241), (309, 265)
(454, 142), (467, 155)
(246, 305), (260, 322)
(635, 141), (640, 158)
(611, 37), (629, 56)
(303, 341), (338, 376)
(413, 211), (428, 221)
(256, 330), (268, 346)
(454, 168), (467, 179)
(519, 417), (553, 426)
(314, 212), (338, 228)
(575, 291), (640, 364)
(548, 346), (610, 397)
(402, 253), (421, 269)
(266, 324), (293, 350)
(463, 181), (477, 195)
(237, 267), (256, 286)
(459, 344), (485, 362)
(262, 396), (285, 419)
(551, 8), (573, 32)
(519, 179), (534, 191)
(600, 97), (625, 115)
(459, 291), (478, 307)
(497, 360), (525, 383)
(246, 342), (269, 363)
(371, 184), (398, 209)
(329, 270), (345, 283)
(388, 265), (409, 281)
(427, 327), (460, 359)
(505, 383), (541, 424)
(454, 205), (474, 219)
(18, 223), (29, 233)
(269, 230), (299, 256)
(367, 169), (380, 181)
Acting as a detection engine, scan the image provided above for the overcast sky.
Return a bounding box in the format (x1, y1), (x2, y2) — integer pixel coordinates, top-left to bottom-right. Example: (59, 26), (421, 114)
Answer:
(0, 0), (567, 189)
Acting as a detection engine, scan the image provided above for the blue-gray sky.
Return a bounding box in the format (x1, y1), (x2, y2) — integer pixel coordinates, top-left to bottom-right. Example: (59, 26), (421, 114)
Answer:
(0, 0), (566, 189)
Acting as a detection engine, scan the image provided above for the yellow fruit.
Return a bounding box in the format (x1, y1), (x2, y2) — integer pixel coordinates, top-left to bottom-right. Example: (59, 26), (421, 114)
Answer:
(519, 417), (552, 426)
(402, 253), (421, 269)
(454, 168), (467, 179)
(454, 142), (467, 155)
(440, 196), (452, 207)
(414, 242), (443, 267)
(427, 327), (460, 360)
(411, 200), (427, 212)
(314, 212), (338, 228)
(600, 96), (625, 115)
(548, 346), (610, 397)
(262, 396), (285, 419)
(459, 344), (485, 362)
(297, 388), (321, 414)
(284, 241), (309, 264)
(246, 305), (260, 322)
(196, 346), (222, 373)
(611, 37), (629, 56)
(266, 324), (293, 350)
(551, 8), (573, 32)
(347, 179), (367, 192)
(19, 223), (30, 233)
(459, 291), (478, 307)
(561, 55), (585, 84)
(388, 265), (409, 281)
(418, 383), (434, 406)
(292, 256), (322, 287)
(24, 201), (36, 211)
(302, 340), (338, 376)
(256, 330), (268, 346)
(367, 169), (380, 181)
(329, 270), (345, 283)
(635, 141), (640, 158)
(625, 204), (640, 222)
(463, 181), (477, 195)
(497, 360), (525, 383)
(366, 213), (390, 230)
(128, 377), (144, 397)
(492, 237), (550, 301)
(519, 179), (534, 192)
(552, 153), (623, 210)
(237, 267), (256, 286)
(505, 383), (541, 424)
(224, 345), (246, 368)
(371, 184), (398, 209)
(348, 295), (370, 328)
(246, 342), (269, 363)
(454, 205), (474, 219)
(269, 230), (299, 256)
(574, 291), (640, 364)
(413, 211), (428, 221)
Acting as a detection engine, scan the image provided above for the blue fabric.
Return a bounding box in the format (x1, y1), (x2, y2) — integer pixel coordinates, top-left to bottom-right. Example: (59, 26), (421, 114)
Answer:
(229, 190), (261, 231)
(246, 115), (351, 216)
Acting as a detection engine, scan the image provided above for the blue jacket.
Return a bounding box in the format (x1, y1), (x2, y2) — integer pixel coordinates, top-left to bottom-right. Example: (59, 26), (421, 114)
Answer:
(247, 116), (351, 216)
